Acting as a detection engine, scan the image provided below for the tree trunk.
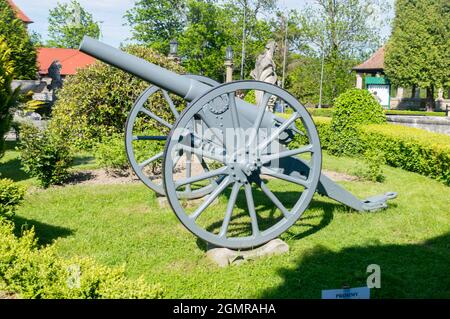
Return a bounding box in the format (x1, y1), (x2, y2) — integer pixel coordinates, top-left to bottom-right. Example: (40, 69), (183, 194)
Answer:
(426, 87), (435, 112)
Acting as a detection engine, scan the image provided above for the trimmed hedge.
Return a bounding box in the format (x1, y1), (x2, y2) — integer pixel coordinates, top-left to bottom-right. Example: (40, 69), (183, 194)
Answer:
(304, 109), (447, 118)
(386, 110), (447, 117)
(360, 125), (450, 186)
(289, 115), (450, 185)
(0, 218), (163, 299)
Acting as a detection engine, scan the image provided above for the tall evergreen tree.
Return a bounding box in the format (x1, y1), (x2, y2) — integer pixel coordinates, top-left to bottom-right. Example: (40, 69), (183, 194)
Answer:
(0, 0), (37, 79)
(0, 37), (20, 157)
(385, 0), (450, 111)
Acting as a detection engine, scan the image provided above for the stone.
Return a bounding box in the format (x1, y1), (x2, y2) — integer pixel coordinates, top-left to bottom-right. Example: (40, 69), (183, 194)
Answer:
(206, 239), (289, 267)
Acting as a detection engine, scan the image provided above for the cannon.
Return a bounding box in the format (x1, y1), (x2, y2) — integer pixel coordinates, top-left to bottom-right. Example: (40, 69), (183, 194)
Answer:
(80, 36), (397, 249)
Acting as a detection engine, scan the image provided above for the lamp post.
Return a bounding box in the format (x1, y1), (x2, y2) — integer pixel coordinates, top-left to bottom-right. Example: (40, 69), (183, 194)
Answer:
(168, 39), (180, 63)
(225, 46), (234, 83)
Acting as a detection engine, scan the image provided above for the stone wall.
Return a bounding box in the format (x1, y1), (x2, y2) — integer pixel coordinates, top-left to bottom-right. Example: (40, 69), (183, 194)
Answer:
(387, 115), (450, 135)
(390, 97), (450, 111)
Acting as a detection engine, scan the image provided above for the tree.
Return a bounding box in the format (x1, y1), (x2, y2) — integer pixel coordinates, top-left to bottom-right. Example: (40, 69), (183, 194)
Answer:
(269, 10), (306, 88)
(0, 0), (37, 79)
(293, 0), (387, 103)
(178, 0), (232, 81)
(385, 0), (450, 111)
(230, 0), (278, 79)
(125, 0), (187, 54)
(0, 37), (20, 158)
(47, 0), (101, 49)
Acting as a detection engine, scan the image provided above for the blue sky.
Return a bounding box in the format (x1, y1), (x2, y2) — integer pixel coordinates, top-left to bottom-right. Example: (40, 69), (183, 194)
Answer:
(14, 0), (392, 47)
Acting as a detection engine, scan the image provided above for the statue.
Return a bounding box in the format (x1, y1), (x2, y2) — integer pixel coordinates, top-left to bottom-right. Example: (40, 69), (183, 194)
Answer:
(250, 41), (279, 111)
(46, 60), (63, 104)
(47, 60), (63, 91)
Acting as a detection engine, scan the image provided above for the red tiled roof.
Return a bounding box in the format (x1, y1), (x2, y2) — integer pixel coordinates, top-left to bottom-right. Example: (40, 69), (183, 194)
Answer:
(353, 46), (385, 72)
(7, 0), (33, 24)
(37, 48), (97, 76)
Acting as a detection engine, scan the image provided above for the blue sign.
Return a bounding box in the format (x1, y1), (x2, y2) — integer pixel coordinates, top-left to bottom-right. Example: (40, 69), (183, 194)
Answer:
(321, 287), (370, 299)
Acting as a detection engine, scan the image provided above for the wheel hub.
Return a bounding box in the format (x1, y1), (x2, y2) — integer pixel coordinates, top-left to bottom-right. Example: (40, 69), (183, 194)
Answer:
(227, 149), (260, 183)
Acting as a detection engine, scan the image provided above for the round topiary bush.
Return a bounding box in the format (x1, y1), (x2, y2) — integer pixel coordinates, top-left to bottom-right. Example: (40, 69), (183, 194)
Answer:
(49, 46), (185, 151)
(329, 88), (386, 156)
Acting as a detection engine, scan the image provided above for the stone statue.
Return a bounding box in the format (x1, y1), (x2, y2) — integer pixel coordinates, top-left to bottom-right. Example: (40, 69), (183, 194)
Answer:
(251, 41), (279, 110)
(47, 60), (63, 91)
(47, 60), (63, 104)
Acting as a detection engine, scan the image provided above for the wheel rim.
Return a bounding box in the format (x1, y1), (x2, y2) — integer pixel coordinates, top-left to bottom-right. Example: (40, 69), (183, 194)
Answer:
(125, 75), (220, 199)
(163, 81), (322, 249)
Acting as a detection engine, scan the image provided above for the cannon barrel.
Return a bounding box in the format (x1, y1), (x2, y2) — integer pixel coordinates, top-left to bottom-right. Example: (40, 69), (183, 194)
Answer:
(80, 36), (209, 102)
(79, 36), (278, 129)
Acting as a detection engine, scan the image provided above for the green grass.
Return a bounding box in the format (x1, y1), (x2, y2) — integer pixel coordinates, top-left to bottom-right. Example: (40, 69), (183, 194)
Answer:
(0, 141), (98, 187)
(9, 148), (450, 298)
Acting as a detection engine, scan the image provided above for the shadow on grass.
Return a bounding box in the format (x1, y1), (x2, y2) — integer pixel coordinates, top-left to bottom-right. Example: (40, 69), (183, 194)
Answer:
(0, 158), (30, 182)
(13, 216), (73, 247)
(196, 186), (337, 251)
(72, 155), (96, 168)
(262, 232), (450, 298)
(0, 141), (31, 182)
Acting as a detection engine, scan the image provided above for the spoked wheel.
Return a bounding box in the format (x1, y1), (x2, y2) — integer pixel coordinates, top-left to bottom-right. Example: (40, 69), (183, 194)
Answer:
(125, 75), (220, 199)
(163, 81), (322, 249)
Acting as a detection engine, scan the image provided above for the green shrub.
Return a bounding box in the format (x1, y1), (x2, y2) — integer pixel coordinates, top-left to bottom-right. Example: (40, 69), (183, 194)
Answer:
(0, 179), (25, 219)
(18, 124), (72, 188)
(354, 149), (386, 183)
(360, 124), (450, 186)
(0, 219), (163, 299)
(94, 133), (129, 175)
(290, 116), (449, 185)
(244, 90), (256, 104)
(0, 37), (20, 158)
(0, 2), (37, 79)
(329, 89), (386, 156)
(288, 116), (332, 150)
(49, 46), (184, 151)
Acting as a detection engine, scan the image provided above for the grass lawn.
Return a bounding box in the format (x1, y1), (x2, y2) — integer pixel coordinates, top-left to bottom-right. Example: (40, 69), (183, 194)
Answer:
(3, 141), (450, 298)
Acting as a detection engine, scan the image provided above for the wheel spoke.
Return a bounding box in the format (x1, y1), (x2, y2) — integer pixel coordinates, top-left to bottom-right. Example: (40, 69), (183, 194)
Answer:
(185, 150), (192, 192)
(140, 107), (173, 129)
(258, 112), (299, 153)
(228, 93), (240, 129)
(139, 152), (163, 168)
(244, 183), (260, 237)
(194, 153), (219, 188)
(261, 144), (313, 164)
(162, 90), (179, 118)
(189, 177), (232, 220)
(219, 182), (241, 238)
(259, 181), (291, 219)
(176, 167), (227, 189)
(261, 167), (311, 188)
(248, 92), (271, 147)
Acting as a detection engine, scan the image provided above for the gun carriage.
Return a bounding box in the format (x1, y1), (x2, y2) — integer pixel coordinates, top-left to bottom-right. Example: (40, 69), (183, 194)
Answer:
(80, 36), (396, 249)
